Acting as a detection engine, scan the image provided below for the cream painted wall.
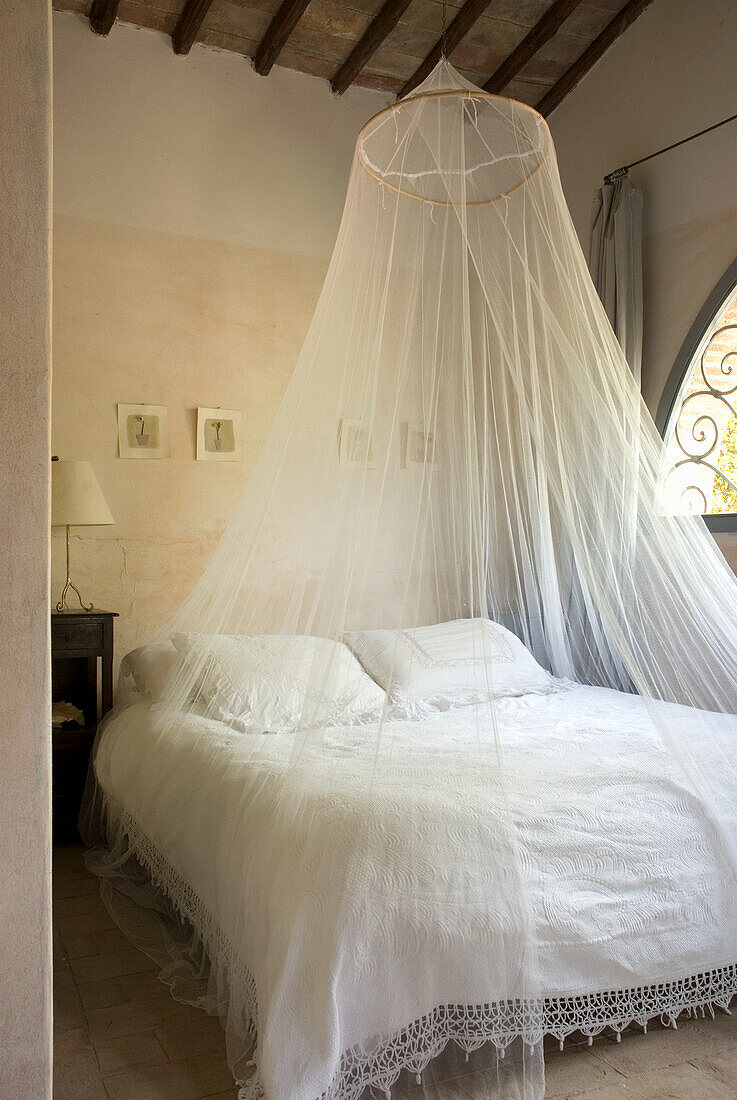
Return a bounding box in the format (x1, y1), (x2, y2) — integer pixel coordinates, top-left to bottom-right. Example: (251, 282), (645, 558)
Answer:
(548, 0), (737, 413)
(0, 0), (52, 1094)
(548, 0), (737, 568)
(52, 216), (326, 662)
(52, 13), (386, 666)
(52, 1), (737, 669)
(53, 12), (387, 257)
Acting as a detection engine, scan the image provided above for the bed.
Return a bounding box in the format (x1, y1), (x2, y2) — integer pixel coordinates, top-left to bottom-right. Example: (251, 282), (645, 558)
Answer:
(89, 624), (737, 1100)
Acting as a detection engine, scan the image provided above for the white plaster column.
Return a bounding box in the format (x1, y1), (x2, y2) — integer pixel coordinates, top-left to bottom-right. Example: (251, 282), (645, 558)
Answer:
(0, 0), (53, 1094)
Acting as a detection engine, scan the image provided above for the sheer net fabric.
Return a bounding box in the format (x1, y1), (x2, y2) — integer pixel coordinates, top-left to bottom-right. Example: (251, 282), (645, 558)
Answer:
(82, 62), (737, 1100)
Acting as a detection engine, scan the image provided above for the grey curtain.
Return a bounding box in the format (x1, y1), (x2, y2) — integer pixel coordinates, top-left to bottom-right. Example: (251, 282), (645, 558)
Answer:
(589, 172), (643, 384)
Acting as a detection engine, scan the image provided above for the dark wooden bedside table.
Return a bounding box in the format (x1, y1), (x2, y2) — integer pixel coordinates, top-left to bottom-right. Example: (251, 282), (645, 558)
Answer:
(51, 609), (117, 838)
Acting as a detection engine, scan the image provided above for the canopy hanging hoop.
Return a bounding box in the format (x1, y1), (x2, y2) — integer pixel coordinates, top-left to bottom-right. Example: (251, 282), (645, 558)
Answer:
(357, 89), (550, 206)
(358, 156), (547, 206)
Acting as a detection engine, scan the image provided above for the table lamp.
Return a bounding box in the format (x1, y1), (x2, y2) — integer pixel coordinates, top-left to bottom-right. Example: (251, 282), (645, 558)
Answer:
(52, 457), (114, 612)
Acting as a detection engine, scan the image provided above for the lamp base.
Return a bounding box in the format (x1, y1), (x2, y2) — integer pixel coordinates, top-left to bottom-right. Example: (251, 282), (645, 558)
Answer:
(55, 525), (95, 612)
(55, 579), (94, 613)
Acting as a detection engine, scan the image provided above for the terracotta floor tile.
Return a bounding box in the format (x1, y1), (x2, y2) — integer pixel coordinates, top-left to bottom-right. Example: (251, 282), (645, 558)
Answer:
(53, 924), (67, 957)
(429, 1082), (484, 1099)
(86, 993), (210, 1043)
(395, 1078), (480, 1100)
(76, 974), (132, 1013)
(462, 1068), (545, 1099)
(53, 844), (88, 880)
(94, 1028), (170, 1076)
(63, 923), (135, 960)
(102, 1051), (236, 1100)
(625, 1059), (737, 1099)
(55, 1025), (92, 1051)
(54, 890), (108, 918)
(543, 1047), (626, 1097)
(54, 1026), (108, 1099)
(120, 968), (170, 1003)
(698, 1006), (737, 1046)
(76, 967), (167, 1013)
(569, 1085), (633, 1098)
(53, 873), (101, 899)
(687, 1047), (737, 1096)
(54, 968), (88, 1033)
(154, 1014), (228, 1062)
(54, 939), (71, 977)
(56, 905), (117, 936)
(590, 1016), (737, 1078)
(70, 945), (158, 985)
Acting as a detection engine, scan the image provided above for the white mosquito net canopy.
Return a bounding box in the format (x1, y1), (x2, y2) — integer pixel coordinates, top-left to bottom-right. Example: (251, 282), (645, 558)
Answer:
(84, 62), (737, 1100)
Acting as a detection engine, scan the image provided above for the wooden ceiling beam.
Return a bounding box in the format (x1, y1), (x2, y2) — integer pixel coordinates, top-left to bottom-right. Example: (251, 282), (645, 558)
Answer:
(483, 0), (583, 95)
(536, 0), (655, 116)
(331, 0), (415, 96)
(172, 0), (215, 56)
(89, 0), (120, 36)
(398, 0), (495, 100)
(254, 0), (313, 76)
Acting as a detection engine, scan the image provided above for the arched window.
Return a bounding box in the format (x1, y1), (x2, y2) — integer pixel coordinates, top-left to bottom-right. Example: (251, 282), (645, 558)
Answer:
(658, 258), (737, 533)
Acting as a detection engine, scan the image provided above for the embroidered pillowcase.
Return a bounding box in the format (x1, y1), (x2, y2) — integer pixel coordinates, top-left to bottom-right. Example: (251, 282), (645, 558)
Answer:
(345, 617), (556, 713)
(120, 641), (179, 702)
(173, 632), (386, 733)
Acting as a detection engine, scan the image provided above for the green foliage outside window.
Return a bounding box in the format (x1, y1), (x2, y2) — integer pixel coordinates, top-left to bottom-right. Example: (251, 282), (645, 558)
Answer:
(712, 417), (737, 513)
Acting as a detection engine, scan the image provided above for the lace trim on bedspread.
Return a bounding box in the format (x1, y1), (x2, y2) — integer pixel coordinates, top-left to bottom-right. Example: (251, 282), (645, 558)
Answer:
(102, 798), (737, 1100)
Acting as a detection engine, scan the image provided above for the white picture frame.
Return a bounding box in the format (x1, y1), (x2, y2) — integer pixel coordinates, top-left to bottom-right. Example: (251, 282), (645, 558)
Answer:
(339, 418), (374, 468)
(196, 407), (242, 462)
(404, 422), (437, 469)
(117, 404), (170, 459)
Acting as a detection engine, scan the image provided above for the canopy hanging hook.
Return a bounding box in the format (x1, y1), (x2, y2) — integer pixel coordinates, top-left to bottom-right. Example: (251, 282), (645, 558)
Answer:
(441, 0), (448, 59)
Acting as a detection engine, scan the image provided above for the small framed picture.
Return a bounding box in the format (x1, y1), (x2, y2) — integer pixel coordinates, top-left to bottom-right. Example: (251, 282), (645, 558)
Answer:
(196, 407), (242, 462)
(404, 422), (437, 469)
(117, 404), (170, 459)
(339, 418), (374, 468)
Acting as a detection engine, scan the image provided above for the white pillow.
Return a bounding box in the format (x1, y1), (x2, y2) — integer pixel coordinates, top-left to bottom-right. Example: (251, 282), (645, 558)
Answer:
(120, 641), (179, 702)
(346, 618), (555, 712)
(173, 633), (386, 732)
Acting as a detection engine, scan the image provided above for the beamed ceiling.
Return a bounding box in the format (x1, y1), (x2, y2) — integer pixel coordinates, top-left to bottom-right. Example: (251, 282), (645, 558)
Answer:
(54, 0), (654, 114)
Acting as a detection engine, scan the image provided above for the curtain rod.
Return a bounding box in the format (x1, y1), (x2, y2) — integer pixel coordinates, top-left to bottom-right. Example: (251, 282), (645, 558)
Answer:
(604, 110), (737, 183)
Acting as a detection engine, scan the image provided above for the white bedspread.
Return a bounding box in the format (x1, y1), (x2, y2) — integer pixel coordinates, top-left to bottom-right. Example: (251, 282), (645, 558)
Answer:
(94, 683), (737, 1099)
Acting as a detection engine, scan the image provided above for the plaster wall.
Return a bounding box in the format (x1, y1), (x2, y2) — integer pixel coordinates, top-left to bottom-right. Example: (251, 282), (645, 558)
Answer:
(548, 0), (737, 566)
(52, 14), (386, 665)
(0, 0), (53, 1093)
(53, 12), (387, 257)
(52, 215), (327, 662)
(52, 2), (737, 668)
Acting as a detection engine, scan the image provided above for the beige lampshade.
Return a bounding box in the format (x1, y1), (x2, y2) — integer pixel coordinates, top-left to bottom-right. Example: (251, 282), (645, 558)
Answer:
(51, 460), (114, 528)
